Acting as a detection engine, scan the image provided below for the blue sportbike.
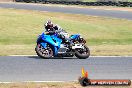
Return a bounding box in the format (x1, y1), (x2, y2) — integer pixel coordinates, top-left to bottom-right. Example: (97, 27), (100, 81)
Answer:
(35, 29), (90, 59)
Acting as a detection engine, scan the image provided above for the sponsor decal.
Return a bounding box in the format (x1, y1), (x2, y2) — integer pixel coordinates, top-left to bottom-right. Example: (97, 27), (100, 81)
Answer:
(78, 67), (131, 87)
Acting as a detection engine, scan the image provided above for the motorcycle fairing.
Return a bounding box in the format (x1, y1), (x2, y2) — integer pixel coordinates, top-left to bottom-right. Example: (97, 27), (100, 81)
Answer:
(41, 43), (47, 48)
(37, 33), (62, 55)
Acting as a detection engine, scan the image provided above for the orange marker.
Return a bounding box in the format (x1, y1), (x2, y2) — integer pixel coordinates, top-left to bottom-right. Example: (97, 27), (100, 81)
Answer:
(81, 67), (88, 78)
(81, 67), (85, 77)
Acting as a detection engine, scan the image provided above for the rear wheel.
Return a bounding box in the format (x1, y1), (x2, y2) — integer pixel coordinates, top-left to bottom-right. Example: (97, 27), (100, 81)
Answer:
(35, 44), (53, 59)
(75, 45), (90, 59)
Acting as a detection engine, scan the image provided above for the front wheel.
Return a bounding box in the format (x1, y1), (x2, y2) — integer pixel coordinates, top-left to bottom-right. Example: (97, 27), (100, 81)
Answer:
(35, 44), (53, 59)
(75, 45), (90, 59)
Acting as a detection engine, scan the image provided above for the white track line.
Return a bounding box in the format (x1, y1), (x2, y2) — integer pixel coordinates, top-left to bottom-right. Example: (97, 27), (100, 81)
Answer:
(8, 55), (132, 57)
(91, 8), (132, 12)
(90, 56), (132, 57)
(0, 80), (77, 83)
(9, 55), (38, 56)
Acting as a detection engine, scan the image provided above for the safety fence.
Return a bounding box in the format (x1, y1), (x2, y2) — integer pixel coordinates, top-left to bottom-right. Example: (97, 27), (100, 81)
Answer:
(15, 0), (132, 7)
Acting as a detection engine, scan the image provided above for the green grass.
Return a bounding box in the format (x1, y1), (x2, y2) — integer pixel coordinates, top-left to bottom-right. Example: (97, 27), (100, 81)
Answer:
(0, 8), (132, 55)
(128, 0), (132, 1)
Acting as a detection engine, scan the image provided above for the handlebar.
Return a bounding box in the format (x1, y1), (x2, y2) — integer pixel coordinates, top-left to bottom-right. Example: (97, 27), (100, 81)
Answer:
(45, 28), (67, 34)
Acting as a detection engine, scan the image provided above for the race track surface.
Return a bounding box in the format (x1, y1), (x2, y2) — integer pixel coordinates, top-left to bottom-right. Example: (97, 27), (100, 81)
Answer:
(0, 3), (132, 20)
(0, 56), (132, 82)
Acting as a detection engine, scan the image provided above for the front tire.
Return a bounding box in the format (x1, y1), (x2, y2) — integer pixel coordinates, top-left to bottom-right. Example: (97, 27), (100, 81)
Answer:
(75, 45), (90, 59)
(35, 44), (53, 59)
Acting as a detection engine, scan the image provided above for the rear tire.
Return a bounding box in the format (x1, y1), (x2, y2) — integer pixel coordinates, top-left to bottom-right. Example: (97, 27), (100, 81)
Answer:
(35, 44), (53, 59)
(75, 45), (90, 59)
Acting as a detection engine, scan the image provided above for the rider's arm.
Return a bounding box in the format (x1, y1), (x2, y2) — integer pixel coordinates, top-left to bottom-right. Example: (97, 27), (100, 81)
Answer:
(47, 28), (56, 34)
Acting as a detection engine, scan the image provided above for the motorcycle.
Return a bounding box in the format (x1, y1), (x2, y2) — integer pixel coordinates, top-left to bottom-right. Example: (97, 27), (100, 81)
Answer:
(35, 29), (90, 59)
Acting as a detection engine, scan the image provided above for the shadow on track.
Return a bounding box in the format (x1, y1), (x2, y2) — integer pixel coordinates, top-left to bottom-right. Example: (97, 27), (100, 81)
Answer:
(28, 56), (78, 59)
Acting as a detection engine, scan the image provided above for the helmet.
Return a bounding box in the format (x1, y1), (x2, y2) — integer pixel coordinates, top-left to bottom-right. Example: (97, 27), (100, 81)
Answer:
(45, 20), (53, 29)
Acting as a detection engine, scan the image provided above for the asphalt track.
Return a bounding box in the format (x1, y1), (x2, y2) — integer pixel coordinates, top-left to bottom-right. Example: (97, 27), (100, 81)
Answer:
(0, 56), (132, 82)
(0, 2), (132, 20)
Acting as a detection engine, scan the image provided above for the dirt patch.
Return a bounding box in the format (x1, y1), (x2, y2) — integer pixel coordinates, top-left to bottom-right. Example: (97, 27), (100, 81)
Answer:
(0, 82), (132, 88)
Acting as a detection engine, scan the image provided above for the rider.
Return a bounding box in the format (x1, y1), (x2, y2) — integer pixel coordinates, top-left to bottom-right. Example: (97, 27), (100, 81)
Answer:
(44, 20), (69, 43)
(44, 20), (55, 34)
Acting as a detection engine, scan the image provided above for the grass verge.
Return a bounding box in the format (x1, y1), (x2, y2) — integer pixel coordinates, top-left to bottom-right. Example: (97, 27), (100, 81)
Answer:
(0, 8), (132, 56)
(1, 45), (132, 56)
